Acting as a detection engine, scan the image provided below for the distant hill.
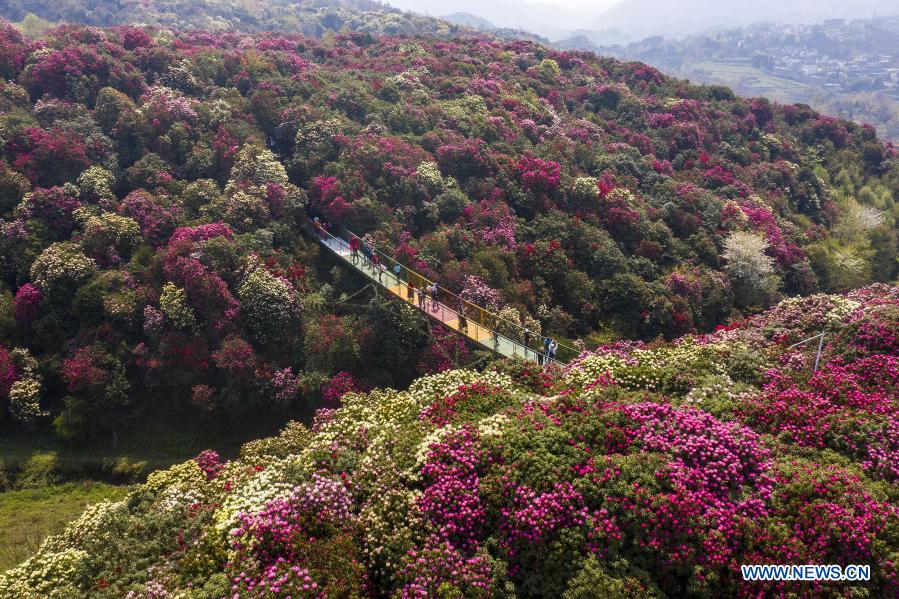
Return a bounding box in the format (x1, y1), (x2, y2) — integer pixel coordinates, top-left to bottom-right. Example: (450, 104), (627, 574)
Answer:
(594, 0), (899, 39)
(0, 0), (471, 38)
(442, 11), (496, 30)
(440, 10), (549, 42)
(594, 16), (899, 141)
(385, 0), (596, 40)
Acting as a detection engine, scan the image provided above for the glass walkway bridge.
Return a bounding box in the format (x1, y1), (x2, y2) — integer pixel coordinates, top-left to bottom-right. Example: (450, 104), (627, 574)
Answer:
(307, 219), (574, 365)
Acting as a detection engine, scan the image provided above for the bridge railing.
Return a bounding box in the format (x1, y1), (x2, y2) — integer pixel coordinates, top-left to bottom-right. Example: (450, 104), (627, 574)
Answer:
(307, 218), (569, 365)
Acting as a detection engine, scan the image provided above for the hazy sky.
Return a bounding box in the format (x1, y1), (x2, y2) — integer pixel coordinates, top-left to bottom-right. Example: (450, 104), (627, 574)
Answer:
(384, 0), (620, 39)
(516, 0), (619, 7)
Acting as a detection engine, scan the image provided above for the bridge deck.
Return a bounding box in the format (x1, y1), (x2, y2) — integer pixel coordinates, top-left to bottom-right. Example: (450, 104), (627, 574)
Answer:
(313, 229), (553, 365)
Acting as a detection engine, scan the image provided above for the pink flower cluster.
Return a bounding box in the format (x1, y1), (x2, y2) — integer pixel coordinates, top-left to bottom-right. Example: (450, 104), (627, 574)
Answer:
(230, 558), (321, 598)
(0, 346), (16, 399)
(500, 481), (587, 547)
(459, 275), (503, 311)
(194, 449), (223, 480)
(419, 428), (487, 549)
(515, 155), (561, 193)
(169, 222), (233, 244)
(396, 534), (492, 598)
(622, 402), (772, 496)
(321, 371), (360, 406)
(13, 284), (42, 329)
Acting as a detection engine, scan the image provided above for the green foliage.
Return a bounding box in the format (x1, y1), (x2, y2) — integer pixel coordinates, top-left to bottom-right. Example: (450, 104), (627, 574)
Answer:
(238, 268), (300, 346)
(563, 556), (661, 599)
(159, 283), (198, 332)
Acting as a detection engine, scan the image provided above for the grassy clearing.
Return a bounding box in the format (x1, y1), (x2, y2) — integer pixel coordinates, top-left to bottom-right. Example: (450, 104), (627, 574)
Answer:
(0, 482), (128, 571)
(684, 61), (814, 104)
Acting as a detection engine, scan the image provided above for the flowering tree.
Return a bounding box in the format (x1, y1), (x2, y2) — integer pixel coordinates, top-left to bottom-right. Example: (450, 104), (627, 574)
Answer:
(722, 231), (779, 306)
(13, 284), (42, 329)
(516, 155), (562, 194)
(238, 268), (300, 346)
(29, 242), (96, 293)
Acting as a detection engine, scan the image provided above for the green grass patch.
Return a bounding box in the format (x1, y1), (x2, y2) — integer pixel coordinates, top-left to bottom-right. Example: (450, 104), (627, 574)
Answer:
(685, 61), (815, 104)
(0, 481), (128, 572)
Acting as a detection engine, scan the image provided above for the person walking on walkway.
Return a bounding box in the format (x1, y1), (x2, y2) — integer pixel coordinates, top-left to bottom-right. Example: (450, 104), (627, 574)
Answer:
(431, 282), (440, 312)
(313, 216), (325, 239)
(523, 327), (532, 360)
(393, 263), (402, 283)
(542, 336), (552, 365)
(459, 312), (468, 334)
(548, 338), (558, 362)
(349, 235), (360, 263)
(407, 281), (415, 302)
(417, 285), (426, 309)
(371, 254), (382, 281)
(362, 234), (374, 267)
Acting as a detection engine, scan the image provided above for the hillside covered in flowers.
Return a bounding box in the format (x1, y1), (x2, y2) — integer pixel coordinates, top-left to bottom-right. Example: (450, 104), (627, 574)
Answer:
(0, 21), (896, 442)
(1, 285), (896, 597)
(0, 0), (481, 40)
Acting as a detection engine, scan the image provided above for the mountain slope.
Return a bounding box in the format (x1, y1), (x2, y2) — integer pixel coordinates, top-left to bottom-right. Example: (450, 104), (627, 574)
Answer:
(0, 22), (896, 454)
(0, 0), (468, 37)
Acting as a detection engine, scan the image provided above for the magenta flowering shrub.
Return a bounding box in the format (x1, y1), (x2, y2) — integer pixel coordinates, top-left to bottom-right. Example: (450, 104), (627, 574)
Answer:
(7, 127), (93, 185)
(194, 449), (223, 480)
(621, 402), (772, 496)
(169, 222), (233, 244)
(515, 155), (562, 193)
(13, 283), (41, 329)
(228, 475), (364, 596)
(419, 427), (488, 549)
(396, 534), (493, 598)
(18, 186), (80, 232)
(120, 190), (180, 247)
(0, 345), (16, 400)
(459, 275), (503, 311)
(320, 371), (360, 406)
(499, 481), (587, 548)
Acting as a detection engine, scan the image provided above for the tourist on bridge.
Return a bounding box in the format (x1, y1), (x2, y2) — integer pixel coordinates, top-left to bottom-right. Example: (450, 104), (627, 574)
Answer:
(417, 285), (426, 309)
(362, 234), (374, 267)
(349, 235), (360, 263)
(371, 254), (382, 280)
(431, 281), (440, 311)
(393, 263), (402, 282)
(458, 304), (468, 333)
(523, 327), (532, 349)
(313, 216), (325, 239)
